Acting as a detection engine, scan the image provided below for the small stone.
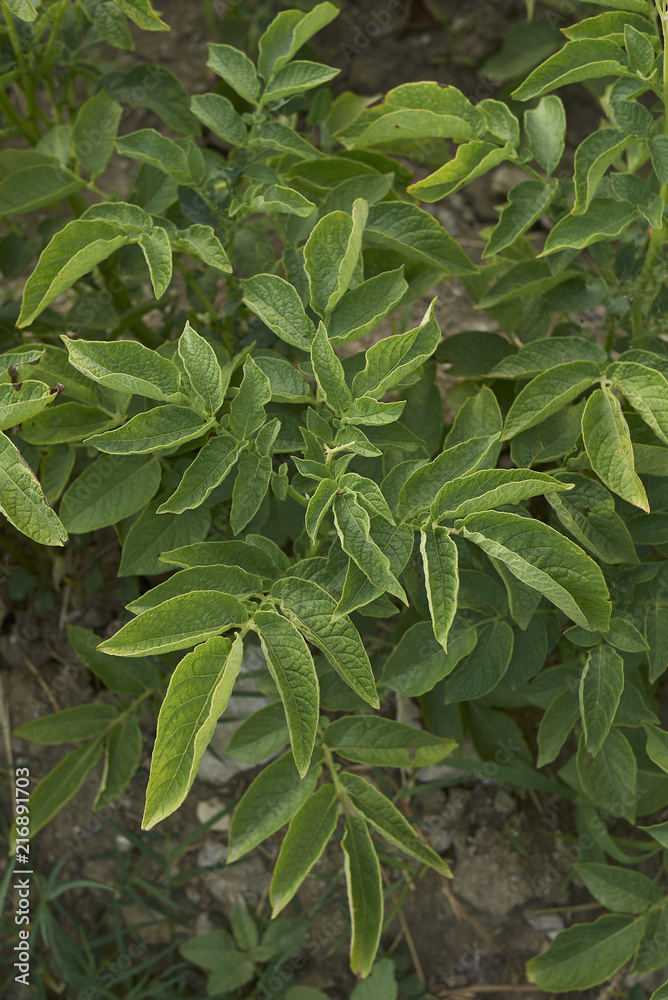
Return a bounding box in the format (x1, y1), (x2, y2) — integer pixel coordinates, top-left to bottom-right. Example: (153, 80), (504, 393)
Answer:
(203, 854), (268, 915)
(196, 798), (231, 833)
(493, 789), (515, 816)
(524, 911), (565, 940)
(195, 912), (217, 936)
(114, 834), (133, 852)
(197, 841), (227, 870)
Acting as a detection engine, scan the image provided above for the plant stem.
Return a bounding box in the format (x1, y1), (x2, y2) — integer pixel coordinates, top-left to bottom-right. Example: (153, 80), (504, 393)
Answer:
(0, 0), (40, 142)
(322, 743), (351, 820)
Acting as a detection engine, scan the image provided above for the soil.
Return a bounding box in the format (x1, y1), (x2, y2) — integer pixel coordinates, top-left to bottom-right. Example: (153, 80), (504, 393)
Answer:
(1, 3), (664, 1000)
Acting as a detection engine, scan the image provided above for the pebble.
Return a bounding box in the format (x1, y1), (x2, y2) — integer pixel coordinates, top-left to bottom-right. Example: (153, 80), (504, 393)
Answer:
(196, 798), (231, 833)
(493, 789), (516, 816)
(524, 911), (565, 940)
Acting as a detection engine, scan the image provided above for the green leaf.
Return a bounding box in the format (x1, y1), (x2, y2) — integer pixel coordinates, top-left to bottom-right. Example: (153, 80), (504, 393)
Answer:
(263, 60), (340, 103)
(72, 91), (123, 178)
(228, 751), (322, 863)
(537, 690), (579, 767)
(399, 434), (501, 521)
(484, 179), (558, 257)
(115, 129), (193, 182)
(81, 0), (133, 51)
(311, 322), (352, 415)
(67, 625), (160, 695)
(270, 784), (338, 916)
(575, 862), (662, 913)
(226, 702), (289, 764)
(543, 198), (638, 255)
(445, 387), (503, 448)
(576, 728), (637, 823)
(513, 39), (630, 101)
(502, 361), (603, 439)
(345, 397), (405, 427)
(364, 202), (476, 276)
(605, 616), (648, 652)
(242, 273), (315, 351)
(18, 220), (130, 327)
(99, 592), (248, 656)
(352, 300), (441, 399)
(0, 431), (67, 546)
(458, 510), (611, 631)
(327, 267), (407, 346)
(340, 473), (394, 526)
(86, 406), (211, 455)
(608, 361), (668, 446)
(0, 381), (55, 431)
(161, 538), (283, 576)
(59, 454), (161, 532)
(207, 43), (259, 103)
(118, 500), (209, 577)
(15, 704), (118, 745)
(443, 620), (514, 703)
(178, 323), (225, 416)
(305, 478), (337, 540)
(170, 224), (231, 273)
(5, 0), (37, 21)
(251, 121), (321, 160)
(333, 491), (407, 602)
(626, 22), (659, 74)
(420, 526), (458, 653)
(255, 357), (310, 404)
(433, 468), (570, 521)
(645, 602), (668, 683)
(252, 609), (319, 777)
(333, 520), (413, 620)
(63, 337), (181, 401)
(340, 772), (451, 877)
(609, 98), (655, 137)
(546, 473), (638, 566)
(115, 0), (168, 31)
(190, 93), (247, 146)
(323, 715), (456, 767)
(524, 95), (566, 174)
(128, 565), (262, 615)
(0, 163), (84, 218)
(639, 822), (668, 849)
(19, 402), (110, 445)
(582, 386), (649, 512)
(526, 914), (646, 992)
(252, 184), (316, 218)
(478, 259), (577, 309)
(94, 712), (143, 810)
(138, 226), (171, 298)
(547, 473), (637, 563)
(229, 356), (271, 439)
(304, 200), (367, 317)
(573, 129), (633, 215)
(11, 739), (104, 846)
(643, 723), (668, 774)
(158, 433), (242, 515)
(341, 814), (383, 978)
(380, 619), (478, 697)
(407, 141), (512, 202)
(230, 451), (272, 535)
(479, 98), (520, 144)
(579, 644), (624, 756)
(257, 2), (339, 80)
(142, 635), (243, 829)
(271, 576), (379, 708)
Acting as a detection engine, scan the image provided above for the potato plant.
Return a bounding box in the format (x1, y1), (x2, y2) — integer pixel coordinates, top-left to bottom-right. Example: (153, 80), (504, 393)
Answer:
(5, 0), (668, 993)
